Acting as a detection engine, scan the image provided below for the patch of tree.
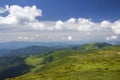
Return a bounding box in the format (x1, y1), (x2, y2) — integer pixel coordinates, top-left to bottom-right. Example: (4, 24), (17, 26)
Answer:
(42, 55), (54, 64)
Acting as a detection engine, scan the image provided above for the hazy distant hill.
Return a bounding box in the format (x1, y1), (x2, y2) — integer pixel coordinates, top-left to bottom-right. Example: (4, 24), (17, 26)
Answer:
(9, 46), (55, 57)
(0, 41), (76, 49)
(0, 49), (11, 57)
(0, 46), (57, 57)
(71, 42), (112, 51)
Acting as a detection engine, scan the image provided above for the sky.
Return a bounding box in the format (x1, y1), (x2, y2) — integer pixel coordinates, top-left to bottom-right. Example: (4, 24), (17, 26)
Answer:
(0, 0), (120, 42)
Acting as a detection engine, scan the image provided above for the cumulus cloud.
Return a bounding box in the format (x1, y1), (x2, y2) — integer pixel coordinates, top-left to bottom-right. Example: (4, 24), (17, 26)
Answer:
(106, 35), (118, 41)
(27, 21), (45, 30)
(67, 18), (76, 23)
(0, 5), (120, 34)
(54, 20), (64, 30)
(0, 5), (120, 42)
(0, 6), (8, 13)
(111, 20), (120, 34)
(0, 5), (42, 27)
(77, 18), (96, 31)
(100, 20), (111, 28)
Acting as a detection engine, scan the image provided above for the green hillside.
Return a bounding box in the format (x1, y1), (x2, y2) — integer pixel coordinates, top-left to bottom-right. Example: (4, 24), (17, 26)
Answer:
(8, 46), (56, 57)
(4, 43), (120, 80)
(71, 42), (112, 51)
(0, 56), (25, 72)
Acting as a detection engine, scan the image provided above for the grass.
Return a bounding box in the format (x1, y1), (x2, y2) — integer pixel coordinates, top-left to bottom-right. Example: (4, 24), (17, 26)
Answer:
(5, 44), (120, 80)
(25, 55), (43, 66)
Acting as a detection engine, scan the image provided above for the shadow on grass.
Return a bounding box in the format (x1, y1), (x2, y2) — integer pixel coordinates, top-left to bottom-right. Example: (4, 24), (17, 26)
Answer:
(0, 64), (30, 80)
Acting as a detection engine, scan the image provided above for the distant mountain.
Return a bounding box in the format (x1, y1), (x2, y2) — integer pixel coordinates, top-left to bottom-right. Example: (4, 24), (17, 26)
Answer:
(9, 46), (55, 57)
(0, 41), (119, 50)
(0, 41), (78, 57)
(0, 41), (76, 49)
(0, 46), (57, 57)
(107, 41), (120, 45)
(0, 42), (112, 57)
(71, 42), (112, 51)
(0, 49), (11, 57)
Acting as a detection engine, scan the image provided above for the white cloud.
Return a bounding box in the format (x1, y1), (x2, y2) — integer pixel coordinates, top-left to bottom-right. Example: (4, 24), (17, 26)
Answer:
(100, 20), (111, 28)
(67, 36), (73, 41)
(0, 5), (120, 42)
(111, 20), (120, 34)
(106, 35), (118, 41)
(0, 14), (17, 24)
(17, 36), (22, 39)
(35, 34), (39, 37)
(0, 5), (42, 25)
(0, 6), (8, 13)
(111, 35), (117, 39)
(27, 21), (45, 30)
(77, 18), (96, 31)
(67, 18), (76, 23)
(0, 5), (119, 34)
(17, 36), (29, 40)
(54, 20), (64, 30)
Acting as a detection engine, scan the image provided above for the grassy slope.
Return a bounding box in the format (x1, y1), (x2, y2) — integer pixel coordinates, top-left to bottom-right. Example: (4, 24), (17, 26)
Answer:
(0, 56), (25, 72)
(6, 44), (120, 80)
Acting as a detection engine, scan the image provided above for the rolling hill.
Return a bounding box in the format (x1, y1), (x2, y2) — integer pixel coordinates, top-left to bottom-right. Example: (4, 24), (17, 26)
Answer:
(0, 45), (59, 57)
(2, 43), (120, 80)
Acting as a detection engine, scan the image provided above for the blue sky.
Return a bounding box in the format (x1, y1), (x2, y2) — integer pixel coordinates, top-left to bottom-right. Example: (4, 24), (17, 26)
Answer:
(0, 0), (120, 21)
(0, 0), (120, 42)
